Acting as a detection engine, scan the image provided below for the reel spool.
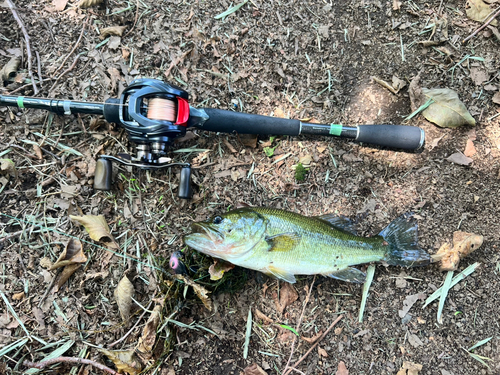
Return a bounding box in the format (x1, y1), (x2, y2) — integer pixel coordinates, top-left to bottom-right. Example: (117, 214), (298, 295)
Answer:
(94, 79), (193, 199)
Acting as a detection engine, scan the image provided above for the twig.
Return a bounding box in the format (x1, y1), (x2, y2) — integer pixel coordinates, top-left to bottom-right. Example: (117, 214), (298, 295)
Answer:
(463, 7), (500, 44)
(53, 17), (88, 78)
(5, 78), (52, 95)
(282, 276), (316, 375)
(48, 55), (80, 94)
(23, 357), (117, 375)
(124, 0), (140, 37)
(283, 315), (343, 375)
(5, 0), (38, 94)
(35, 51), (43, 86)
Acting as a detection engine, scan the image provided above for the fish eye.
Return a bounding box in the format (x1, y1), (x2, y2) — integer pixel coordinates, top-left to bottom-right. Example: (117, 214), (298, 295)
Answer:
(213, 216), (223, 224)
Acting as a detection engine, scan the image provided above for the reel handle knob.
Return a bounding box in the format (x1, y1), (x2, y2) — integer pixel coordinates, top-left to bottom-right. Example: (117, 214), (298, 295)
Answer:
(94, 158), (113, 191)
(178, 166), (192, 199)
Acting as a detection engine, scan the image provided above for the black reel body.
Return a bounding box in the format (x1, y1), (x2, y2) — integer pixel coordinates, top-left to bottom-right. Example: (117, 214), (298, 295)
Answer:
(96, 78), (192, 198)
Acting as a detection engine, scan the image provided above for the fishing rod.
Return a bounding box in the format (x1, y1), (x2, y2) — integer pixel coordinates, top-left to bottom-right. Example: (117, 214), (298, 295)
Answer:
(0, 78), (425, 199)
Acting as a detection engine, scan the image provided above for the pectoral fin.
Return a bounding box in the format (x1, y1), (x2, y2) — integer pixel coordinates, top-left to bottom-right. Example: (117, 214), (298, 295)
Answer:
(316, 214), (358, 235)
(326, 267), (366, 284)
(265, 232), (302, 252)
(264, 265), (297, 284)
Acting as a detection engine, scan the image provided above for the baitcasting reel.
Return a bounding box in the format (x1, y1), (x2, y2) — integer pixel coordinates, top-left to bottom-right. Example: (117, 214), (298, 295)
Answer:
(93, 79), (193, 198)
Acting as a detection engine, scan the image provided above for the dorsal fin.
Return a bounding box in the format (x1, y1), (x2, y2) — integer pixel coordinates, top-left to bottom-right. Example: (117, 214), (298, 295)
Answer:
(316, 214), (358, 235)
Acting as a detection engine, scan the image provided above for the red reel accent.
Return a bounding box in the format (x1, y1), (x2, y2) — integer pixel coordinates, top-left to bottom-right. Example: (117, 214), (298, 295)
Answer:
(176, 97), (189, 126)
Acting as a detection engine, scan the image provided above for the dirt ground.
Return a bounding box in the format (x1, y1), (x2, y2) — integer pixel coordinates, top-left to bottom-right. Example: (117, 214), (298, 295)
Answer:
(1, 0), (500, 374)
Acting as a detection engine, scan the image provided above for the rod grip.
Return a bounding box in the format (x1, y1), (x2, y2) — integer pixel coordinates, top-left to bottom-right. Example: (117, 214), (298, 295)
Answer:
(201, 108), (301, 136)
(356, 125), (425, 150)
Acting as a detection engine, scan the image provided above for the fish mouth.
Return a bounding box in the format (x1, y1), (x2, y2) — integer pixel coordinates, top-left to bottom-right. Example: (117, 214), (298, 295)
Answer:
(191, 222), (223, 242)
(184, 222), (224, 256)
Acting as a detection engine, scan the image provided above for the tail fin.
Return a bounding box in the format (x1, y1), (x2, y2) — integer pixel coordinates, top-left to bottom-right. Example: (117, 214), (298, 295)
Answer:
(380, 213), (431, 267)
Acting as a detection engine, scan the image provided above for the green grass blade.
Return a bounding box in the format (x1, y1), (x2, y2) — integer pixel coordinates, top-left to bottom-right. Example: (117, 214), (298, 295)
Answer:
(468, 336), (493, 352)
(437, 270), (454, 324)
(0, 289), (31, 339)
(0, 338), (29, 357)
(467, 352), (492, 369)
(243, 308), (252, 359)
(404, 97), (434, 121)
(358, 264), (376, 323)
(423, 263), (479, 308)
(214, 0), (248, 19)
(277, 324), (299, 336)
(25, 340), (75, 374)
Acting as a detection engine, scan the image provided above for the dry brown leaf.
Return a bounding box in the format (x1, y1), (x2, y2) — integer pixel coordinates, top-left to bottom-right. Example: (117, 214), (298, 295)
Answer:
(239, 134), (258, 148)
(77, 0), (103, 8)
(470, 67), (489, 86)
(99, 349), (142, 375)
(0, 56), (20, 82)
(464, 139), (476, 157)
(421, 88), (476, 128)
(275, 282), (298, 314)
(100, 26), (127, 39)
(399, 293), (426, 318)
(492, 92), (500, 104)
(208, 259), (235, 280)
(12, 292), (24, 300)
(70, 214), (119, 250)
(336, 361), (349, 375)
(396, 361), (423, 375)
(466, 0), (498, 26)
(114, 275), (134, 322)
(446, 152), (473, 166)
(52, 0), (68, 11)
(434, 231), (483, 271)
(50, 238), (87, 270)
(318, 346), (328, 358)
(372, 76), (399, 94)
(244, 363), (267, 375)
(392, 0), (401, 10)
(174, 274), (213, 311)
(274, 108), (286, 118)
(33, 144), (43, 159)
(0, 159), (17, 178)
(136, 304), (162, 360)
(53, 263), (81, 292)
(299, 154), (312, 167)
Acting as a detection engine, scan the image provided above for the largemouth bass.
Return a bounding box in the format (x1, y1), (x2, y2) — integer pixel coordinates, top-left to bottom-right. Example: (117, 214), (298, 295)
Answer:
(184, 207), (431, 284)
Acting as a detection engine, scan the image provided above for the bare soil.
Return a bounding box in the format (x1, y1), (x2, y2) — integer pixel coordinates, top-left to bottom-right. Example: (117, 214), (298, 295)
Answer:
(1, 0), (500, 374)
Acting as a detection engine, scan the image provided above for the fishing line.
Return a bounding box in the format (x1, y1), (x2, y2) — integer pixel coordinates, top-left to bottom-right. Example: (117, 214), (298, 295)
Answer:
(0, 212), (167, 274)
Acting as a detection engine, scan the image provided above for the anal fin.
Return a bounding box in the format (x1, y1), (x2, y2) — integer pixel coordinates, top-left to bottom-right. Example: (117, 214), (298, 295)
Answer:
(325, 267), (366, 284)
(264, 265), (297, 284)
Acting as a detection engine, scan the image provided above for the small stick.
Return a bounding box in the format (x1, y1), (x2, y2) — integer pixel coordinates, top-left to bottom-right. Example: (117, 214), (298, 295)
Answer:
(35, 51), (43, 86)
(283, 315), (343, 375)
(463, 7), (500, 44)
(53, 17), (88, 78)
(23, 357), (117, 375)
(48, 55), (80, 95)
(124, 0), (140, 37)
(5, 0), (38, 94)
(282, 276), (316, 375)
